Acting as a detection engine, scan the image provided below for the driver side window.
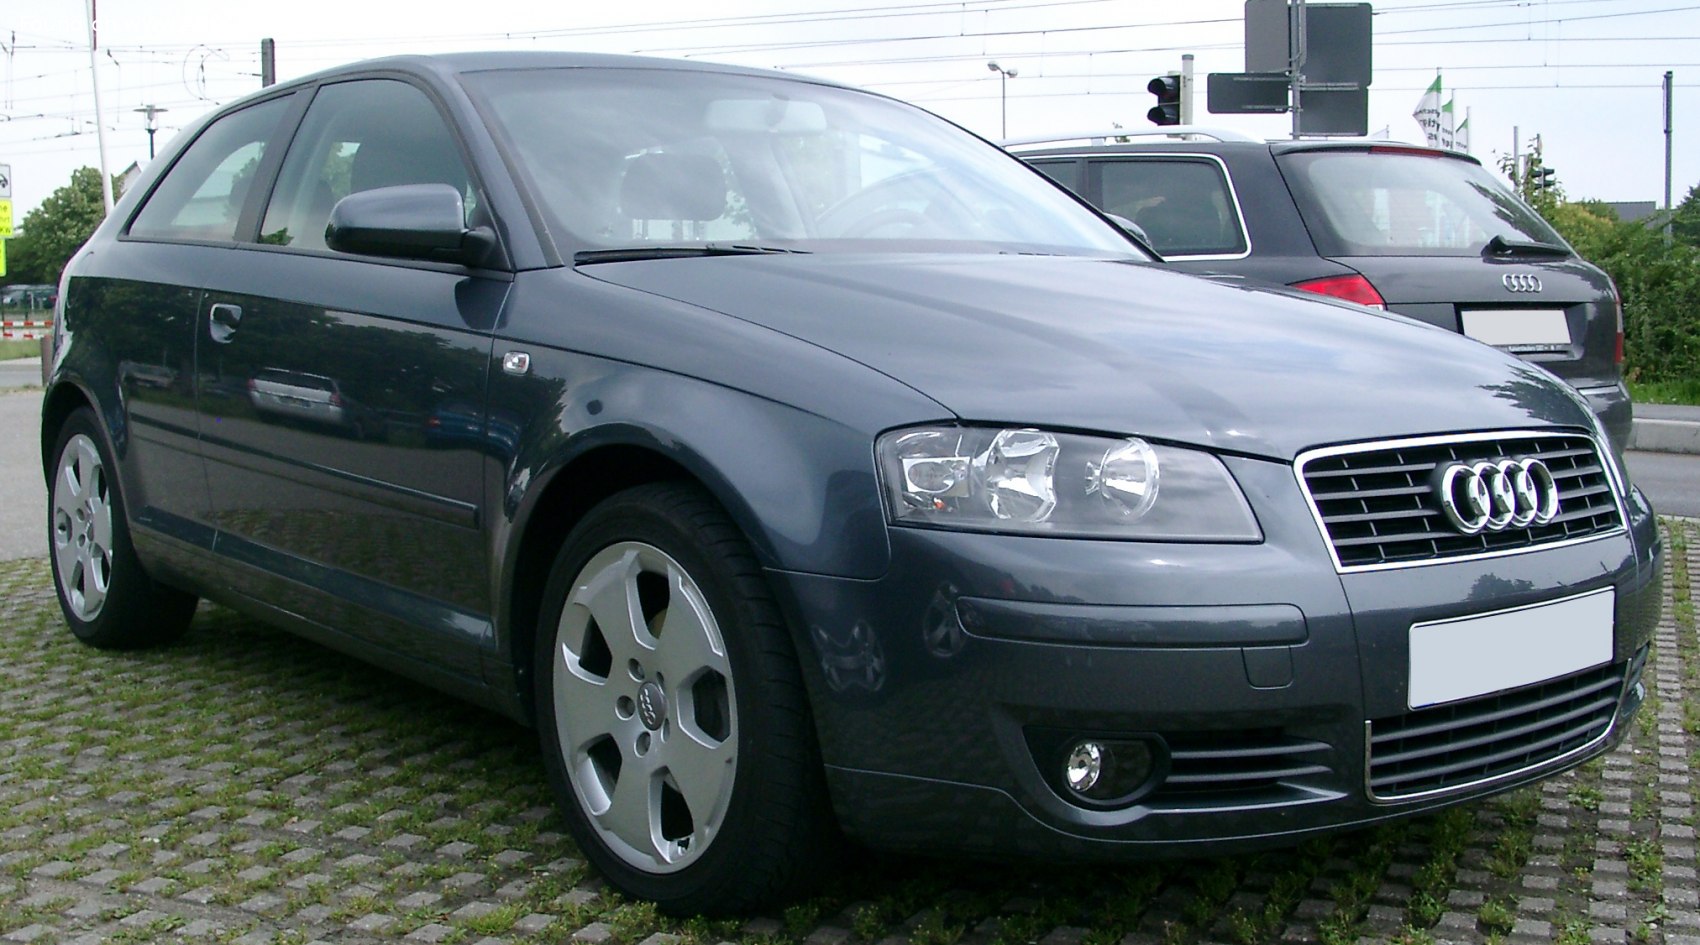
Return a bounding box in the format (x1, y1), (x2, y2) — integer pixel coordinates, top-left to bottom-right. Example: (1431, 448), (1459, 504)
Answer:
(259, 79), (473, 252)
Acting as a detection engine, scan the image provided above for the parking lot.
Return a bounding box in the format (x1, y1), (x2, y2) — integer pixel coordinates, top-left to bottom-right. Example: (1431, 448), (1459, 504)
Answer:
(0, 392), (1694, 944)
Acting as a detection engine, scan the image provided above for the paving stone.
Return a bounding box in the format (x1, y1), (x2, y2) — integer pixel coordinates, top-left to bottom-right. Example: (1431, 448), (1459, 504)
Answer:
(573, 922), (614, 944)
(514, 914), (557, 934)
(352, 913), (398, 932)
(407, 923), (457, 943)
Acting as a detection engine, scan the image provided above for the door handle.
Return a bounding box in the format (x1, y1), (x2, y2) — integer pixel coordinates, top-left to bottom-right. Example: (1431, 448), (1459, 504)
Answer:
(209, 303), (243, 344)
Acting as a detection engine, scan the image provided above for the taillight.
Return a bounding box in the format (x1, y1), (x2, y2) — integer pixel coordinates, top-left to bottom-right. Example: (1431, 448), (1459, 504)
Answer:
(1611, 285), (1625, 366)
(330, 393), (344, 407)
(1290, 274), (1386, 309)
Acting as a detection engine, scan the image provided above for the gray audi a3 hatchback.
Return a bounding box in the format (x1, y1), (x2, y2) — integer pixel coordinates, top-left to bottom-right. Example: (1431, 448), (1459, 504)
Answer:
(44, 52), (1662, 914)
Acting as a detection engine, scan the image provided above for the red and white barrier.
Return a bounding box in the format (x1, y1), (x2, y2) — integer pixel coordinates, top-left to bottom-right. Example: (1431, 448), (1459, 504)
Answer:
(1, 320), (52, 340)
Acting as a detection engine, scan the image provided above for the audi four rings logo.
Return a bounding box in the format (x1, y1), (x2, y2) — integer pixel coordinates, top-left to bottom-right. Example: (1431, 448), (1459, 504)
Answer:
(1502, 273), (1543, 293)
(1436, 458), (1561, 535)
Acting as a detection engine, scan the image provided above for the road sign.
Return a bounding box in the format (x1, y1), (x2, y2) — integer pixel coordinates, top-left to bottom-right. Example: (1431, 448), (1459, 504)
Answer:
(1208, 72), (1290, 114)
(1296, 88), (1369, 135)
(0, 199), (13, 239)
(0, 163), (10, 198)
(1304, 4), (1373, 87)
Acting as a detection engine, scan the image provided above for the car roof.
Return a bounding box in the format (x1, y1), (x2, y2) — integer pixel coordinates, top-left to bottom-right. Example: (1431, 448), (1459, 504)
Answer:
(270, 50), (856, 93)
(1007, 131), (1483, 168)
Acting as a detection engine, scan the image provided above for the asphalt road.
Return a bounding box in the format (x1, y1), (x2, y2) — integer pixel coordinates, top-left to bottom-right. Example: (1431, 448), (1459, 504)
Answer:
(1625, 448), (1700, 519)
(0, 356), (44, 390)
(0, 389), (46, 561)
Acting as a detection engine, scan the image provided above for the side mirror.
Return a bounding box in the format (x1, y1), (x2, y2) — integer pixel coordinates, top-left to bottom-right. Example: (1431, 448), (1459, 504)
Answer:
(1104, 213), (1150, 245)
(325, 184), (497, 266)
(1103, 212), (1163, 262)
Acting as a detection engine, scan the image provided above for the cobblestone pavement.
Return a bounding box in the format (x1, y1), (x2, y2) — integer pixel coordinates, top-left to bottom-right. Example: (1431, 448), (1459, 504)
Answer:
(1, 521), (1695, 945)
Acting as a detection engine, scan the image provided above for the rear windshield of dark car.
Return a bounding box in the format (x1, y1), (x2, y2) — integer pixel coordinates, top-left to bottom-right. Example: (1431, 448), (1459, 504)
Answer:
(1277, 149), (1568, 258)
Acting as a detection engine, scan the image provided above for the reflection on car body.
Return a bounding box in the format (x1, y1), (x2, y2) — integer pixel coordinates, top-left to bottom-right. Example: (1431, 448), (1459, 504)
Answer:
(43, 54), (1661, 916)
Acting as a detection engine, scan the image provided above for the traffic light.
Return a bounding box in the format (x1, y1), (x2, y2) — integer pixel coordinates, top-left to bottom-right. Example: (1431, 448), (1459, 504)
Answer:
(1148, 74), (1182, 126)
(1535, 166), (1556, 191)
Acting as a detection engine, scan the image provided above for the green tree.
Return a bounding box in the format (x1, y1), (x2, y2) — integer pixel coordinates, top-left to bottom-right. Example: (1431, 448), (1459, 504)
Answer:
(1671, 181), (1700, 248)
(1543, 199), (1700, 390)
(6, 167), (120, 286)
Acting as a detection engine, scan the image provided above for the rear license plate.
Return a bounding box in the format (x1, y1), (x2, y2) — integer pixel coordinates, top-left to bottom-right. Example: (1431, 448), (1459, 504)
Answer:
(1460, 308), (1570, 350)
(1408, 588), (1613, 709)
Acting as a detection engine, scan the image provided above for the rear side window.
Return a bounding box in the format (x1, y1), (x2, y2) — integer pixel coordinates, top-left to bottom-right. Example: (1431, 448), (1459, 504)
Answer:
(128, 97), (292, 243)
(1026, 160), (1079, 191)
(259, 79), (474, 252)
(1090, 158), (1247, 257)
(1278, 150), (1568, 257)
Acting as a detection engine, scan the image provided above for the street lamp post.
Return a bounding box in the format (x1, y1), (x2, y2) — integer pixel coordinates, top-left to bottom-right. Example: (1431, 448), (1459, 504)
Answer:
(987, 61), (1018, 139)
(133, 104), (168, 159)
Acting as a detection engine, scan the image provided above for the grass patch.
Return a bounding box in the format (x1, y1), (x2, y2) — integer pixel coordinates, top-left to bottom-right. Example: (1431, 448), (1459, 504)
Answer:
(1628, 376), (1700, 406)
(0, 338), (42, 361)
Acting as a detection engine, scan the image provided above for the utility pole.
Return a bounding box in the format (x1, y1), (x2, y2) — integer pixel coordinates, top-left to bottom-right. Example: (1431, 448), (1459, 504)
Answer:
(1665, 70), (1675, 245)
(1180, 53), (1195, 125)
(261, 37), (276, 88)
(133, 104), (167, 160)
(1512, 125), (1520, 190)
(85, 0), (112, 213)
(1288, 0), (1307, 138)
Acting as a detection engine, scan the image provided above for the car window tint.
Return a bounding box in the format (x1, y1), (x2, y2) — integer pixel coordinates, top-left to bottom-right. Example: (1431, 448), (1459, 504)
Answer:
(1278, 150), (1567, 257)
(1091, 158), (1247, 257)
(259, 79), (473, 251)
(128, 97), (292, 243)
(1026, 160), (1079, 191)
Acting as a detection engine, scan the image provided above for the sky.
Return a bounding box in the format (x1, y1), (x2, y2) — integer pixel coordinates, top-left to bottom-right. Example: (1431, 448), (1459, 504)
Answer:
(2, 0), (1697, 224)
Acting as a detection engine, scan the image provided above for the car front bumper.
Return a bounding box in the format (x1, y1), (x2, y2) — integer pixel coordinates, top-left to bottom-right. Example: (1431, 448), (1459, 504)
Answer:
(768, 454), (1663, 859)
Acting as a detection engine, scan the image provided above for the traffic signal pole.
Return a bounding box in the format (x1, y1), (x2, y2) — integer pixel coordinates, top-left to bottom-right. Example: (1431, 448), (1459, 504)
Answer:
(1288, 0), (1307, 138)
(1181, 54), (1195, 125)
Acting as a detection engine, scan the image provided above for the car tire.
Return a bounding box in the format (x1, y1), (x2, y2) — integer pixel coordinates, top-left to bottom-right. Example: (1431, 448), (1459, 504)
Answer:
(47, 407), (198, 649)
(534, 482), (833, 914)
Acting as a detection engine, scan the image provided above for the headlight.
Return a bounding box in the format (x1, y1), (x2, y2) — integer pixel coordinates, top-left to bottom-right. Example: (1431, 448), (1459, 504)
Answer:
(877, 425), (1261, 541)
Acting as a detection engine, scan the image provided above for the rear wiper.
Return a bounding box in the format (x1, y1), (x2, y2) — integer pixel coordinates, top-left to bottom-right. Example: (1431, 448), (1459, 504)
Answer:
(574, 244), (810, 264)
(1482, 234), (1570, 257)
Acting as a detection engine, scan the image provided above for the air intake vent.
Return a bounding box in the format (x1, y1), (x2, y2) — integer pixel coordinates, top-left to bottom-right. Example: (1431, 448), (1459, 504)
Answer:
(1148, 730), (1333, 806)
(1298, 432), (1622, 571)
(1367, 660), (1629, 801)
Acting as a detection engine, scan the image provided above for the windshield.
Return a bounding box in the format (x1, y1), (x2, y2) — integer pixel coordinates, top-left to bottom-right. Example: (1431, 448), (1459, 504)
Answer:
(462, 67), (1142, 259)
(1278, 150), (1569, 258)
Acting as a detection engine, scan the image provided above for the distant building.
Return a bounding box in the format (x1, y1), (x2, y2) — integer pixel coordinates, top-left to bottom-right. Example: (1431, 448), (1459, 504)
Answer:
(1605, 201), (1658, 223)
(118, 162), (144, 197)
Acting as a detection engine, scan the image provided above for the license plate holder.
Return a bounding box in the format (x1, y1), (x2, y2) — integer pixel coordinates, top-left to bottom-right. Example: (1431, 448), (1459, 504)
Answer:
(1407, 588), (1614, 709)
(1459, 308), (1570, 351)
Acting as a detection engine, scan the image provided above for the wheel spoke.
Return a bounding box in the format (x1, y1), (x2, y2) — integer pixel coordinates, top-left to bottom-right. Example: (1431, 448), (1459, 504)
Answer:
(551, 651), (623, 754)
(79, 547), (108, 614)
(598, 757), (661, 861)
(653, 567), (728, 688)
(571, 547), (651, 666)
(662, 729), (734, 836)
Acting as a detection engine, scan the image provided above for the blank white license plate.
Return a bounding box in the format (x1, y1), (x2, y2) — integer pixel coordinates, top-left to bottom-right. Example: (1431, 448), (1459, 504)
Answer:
(1408, 588), (1614, 709)
(1460, 308), (1570, 348)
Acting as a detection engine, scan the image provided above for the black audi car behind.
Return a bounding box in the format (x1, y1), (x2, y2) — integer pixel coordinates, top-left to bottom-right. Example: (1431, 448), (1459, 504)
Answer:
(44, 53), (1661, 914)
(1010, 131), (1633, 452)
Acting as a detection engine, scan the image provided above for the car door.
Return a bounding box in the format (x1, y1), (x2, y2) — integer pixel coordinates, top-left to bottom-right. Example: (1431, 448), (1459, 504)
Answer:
(77, 93), (297, 555)
(193, 77), (508, 671)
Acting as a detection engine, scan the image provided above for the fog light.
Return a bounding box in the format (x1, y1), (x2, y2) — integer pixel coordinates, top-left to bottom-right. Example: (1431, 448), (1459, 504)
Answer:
(1064, 740), (1104, 794)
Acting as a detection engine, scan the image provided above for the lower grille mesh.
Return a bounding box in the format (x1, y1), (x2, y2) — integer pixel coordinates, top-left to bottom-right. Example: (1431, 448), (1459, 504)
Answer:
(1151, 730), (1332, 803)
(1367, 659), (1630, 799)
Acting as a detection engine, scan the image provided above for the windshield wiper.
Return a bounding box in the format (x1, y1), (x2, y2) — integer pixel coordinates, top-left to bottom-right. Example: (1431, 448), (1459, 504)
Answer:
(1482, 234), (1570, 258)
(573, 244), (810, 264)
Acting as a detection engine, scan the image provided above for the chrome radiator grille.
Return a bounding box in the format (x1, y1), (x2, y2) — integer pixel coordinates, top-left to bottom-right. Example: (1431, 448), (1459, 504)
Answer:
(1298, 432), (1622, 571)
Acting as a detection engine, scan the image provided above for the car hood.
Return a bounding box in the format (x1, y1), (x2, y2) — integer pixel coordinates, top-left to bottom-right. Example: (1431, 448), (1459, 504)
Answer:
(581, 254), (1593, 460)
